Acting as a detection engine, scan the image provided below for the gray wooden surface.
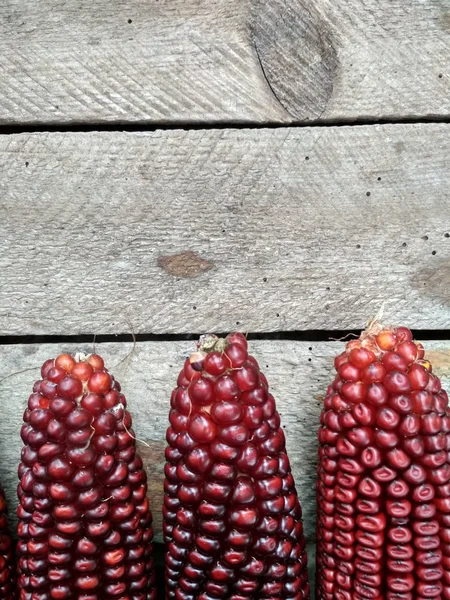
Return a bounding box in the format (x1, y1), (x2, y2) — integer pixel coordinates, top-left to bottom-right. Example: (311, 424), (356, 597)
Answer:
(1, 0), (449, 125)
(1, 339), (449, 543)
(1, 124), (450, 336)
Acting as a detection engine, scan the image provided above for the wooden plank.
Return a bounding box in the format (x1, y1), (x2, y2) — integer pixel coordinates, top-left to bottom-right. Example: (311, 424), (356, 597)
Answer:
(1, 124), (450, 335)
(0, 0), (449, 125)
(0, 339), (449, 543)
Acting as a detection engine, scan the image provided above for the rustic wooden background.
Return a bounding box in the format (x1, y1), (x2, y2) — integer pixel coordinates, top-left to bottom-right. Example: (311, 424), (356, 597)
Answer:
(1, 0), (449, 590)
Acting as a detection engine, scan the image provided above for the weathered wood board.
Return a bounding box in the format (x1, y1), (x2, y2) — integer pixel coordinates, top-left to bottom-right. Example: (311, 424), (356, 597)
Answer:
(1, 124), (450, 335)
(1, 0), (449, 125)
(1, 339), (450, 543)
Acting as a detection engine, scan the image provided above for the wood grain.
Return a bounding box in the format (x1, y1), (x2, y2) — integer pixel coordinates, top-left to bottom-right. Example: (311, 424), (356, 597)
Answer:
(1, 0), (449, 125)
(0, 339), (449, 543)
(1, 125), (450, 335)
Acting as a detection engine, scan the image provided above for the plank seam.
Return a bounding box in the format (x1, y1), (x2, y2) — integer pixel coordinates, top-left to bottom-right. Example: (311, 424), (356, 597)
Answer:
(1, 115), (450, 135)
(1, 330), (450, 345)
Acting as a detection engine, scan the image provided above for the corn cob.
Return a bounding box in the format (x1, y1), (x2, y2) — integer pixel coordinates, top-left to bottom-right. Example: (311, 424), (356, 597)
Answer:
(0, 485), (15, 599)
(17, 352), (156, 600)
(316, 324), (450, 600)
(163, 333), (310, 600)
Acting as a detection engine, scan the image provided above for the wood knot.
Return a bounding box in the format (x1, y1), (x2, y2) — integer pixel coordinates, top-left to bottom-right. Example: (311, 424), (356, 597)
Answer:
(250, 0), (338, 121)
(157, 250), (213, 278)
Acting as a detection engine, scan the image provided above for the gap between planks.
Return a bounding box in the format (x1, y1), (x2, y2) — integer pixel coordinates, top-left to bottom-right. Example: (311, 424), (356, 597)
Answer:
(2, 329), (450, 346)
(1, 115), (450, 136)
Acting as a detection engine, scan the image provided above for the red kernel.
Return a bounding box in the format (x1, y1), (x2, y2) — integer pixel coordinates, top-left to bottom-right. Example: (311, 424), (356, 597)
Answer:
(88, 371), (112, 394)
(86, 354), (104, 371)
(55, 353), (76, 373)
(71, 361), (94, 381)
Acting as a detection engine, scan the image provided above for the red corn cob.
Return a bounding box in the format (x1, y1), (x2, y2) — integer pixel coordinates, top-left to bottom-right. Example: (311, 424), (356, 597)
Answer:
(17, 352), (156, 600)
(0, 486), (15, 599)
(163, 333), (310, 600)
(316, 323), (450, 600)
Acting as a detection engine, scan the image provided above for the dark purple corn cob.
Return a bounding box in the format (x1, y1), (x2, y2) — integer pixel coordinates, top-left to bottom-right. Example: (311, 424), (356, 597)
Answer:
(163, 333), (310, 600)
(0, 486), (15, 599)
(17, 352), (156, 600)
(317, 324), (450, 600)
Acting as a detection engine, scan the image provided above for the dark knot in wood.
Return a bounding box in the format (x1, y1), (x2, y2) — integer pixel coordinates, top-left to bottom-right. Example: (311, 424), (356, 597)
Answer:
(250, 0), (338, 121)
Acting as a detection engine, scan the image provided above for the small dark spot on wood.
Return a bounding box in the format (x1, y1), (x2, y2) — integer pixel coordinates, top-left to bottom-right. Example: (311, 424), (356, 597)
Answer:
(445, 233), (450, 238)
(276, 313), (280, 317)
(193, 306), (197, 310)
(263, 277), (267, 283)
(236, 321), (240, 325)
(432, 250), (437, 256)
(326, 286), (330, 291)
(377, 177), (382, 181)
(439, 74), (443, 79)
(402, 242), (407, 247)
(55, 105), (59, 110)
(25, 161), (29, 167)
(305, 156), (309, 161)
(222, 229), (226, 233)
(356, 244), (361, 249)
(325, 305), (329, 310)
(308, 358), (312, 362)
(266, 365), (269, 369)
(308, 347), (312, 351)
(422, 235), (429, 241)
(158, 251), (213, 279)
(366, 192), (371, 197)
(128, 18), (133, 23)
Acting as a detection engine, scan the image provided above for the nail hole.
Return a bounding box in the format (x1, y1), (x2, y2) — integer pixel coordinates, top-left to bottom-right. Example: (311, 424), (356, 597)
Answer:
(263, 277), (267, 283)
(422, 235), (429, 241)
(305, 156), (309, 161)
(402, 242), (407, 247)
(193, 306), (196, 310)
(128, 18), (133, 23)
(377, 177), (381, 181)
(25, 161), (29, 167)
(439, 73), (443, 78)
(366, 192), (371, 197)
(276, 313), (280, 317)
(432, 250), (437, 255)
(356, 244), (361, 249)
(445, 233), (449, 238)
